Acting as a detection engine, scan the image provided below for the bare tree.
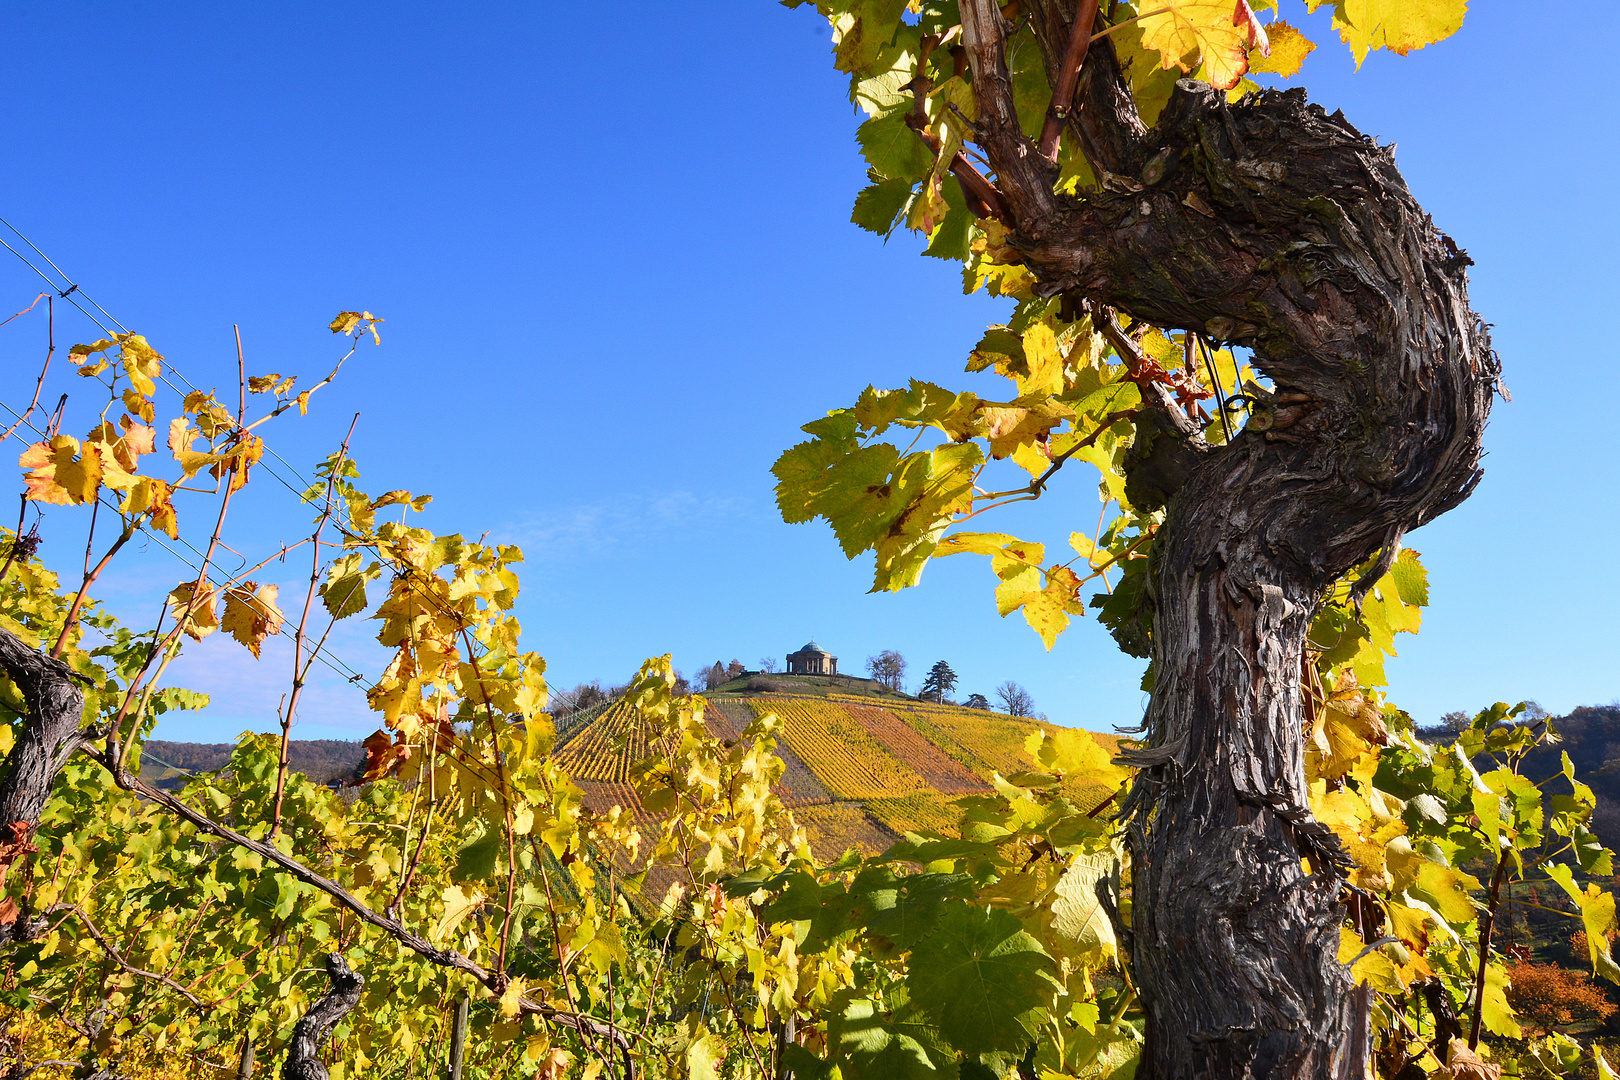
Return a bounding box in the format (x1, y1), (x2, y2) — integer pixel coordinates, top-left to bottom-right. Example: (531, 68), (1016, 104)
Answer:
(700, 662), (729, 691)
(865, 650), (906, 692)
(758, 656), (780, 674)
(1439, 710), (1470, 733)
(550, 680), (609, 718)
(996, 681), (1034, 718)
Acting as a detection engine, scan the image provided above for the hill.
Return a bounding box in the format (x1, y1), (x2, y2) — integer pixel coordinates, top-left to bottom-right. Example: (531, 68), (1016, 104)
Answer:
(1510, 704), (1620, 849)
(139, 738), (364, 790)
(554, 683), (1122, 865)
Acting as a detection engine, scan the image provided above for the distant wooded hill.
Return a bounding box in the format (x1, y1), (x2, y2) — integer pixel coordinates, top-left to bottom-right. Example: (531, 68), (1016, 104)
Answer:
(1514, 705), (1620, 848)
(140, 739), (364, 789)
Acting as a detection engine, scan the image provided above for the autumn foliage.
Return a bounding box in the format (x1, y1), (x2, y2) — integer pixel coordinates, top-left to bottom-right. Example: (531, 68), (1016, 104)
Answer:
(1506, 961), (1616, 1035)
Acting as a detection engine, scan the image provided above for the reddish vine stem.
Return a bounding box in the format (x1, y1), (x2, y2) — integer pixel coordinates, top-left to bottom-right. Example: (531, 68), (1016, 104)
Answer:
(1467, 845), (1511, 1049)
(0, 294), (55, 447)
(535, 853), (619, 1077)
(386, 720), (443, 916)
(50, 522), (134, 659)
(1036, 0), (1102, 161)
(457, 627), (525, 988)
(48, 902), (210, 1011)
(906, 116), (1009, 220)
(98, 757), (632, 1055)
(1093, 304), (1202, 439)
(0, 496), (31, 583)
(1086, 789), (1119, 818)
(904, 37), (1008, 219)
(269, 414), (358, 838)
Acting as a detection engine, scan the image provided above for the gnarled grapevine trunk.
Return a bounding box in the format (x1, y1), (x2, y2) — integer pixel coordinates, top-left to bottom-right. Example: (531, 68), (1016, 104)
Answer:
(957, 3), (1497, 1075)
(0, 626), (88, 944)
(282, 953), (364, 1080)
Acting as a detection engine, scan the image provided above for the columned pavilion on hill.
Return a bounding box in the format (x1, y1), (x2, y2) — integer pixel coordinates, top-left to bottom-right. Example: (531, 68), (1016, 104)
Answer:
(785, 640), (837, 676)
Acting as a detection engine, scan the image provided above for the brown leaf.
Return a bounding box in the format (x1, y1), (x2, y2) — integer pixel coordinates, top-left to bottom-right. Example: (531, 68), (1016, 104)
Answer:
(1443, 1040), (1502, 1080)
(167, 582), (220, 641)
(221, 582), (284, 658)
(362, 729), (412, 781)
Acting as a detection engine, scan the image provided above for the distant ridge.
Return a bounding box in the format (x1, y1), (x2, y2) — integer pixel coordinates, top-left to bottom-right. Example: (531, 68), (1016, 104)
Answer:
(139, 738), (363, 790)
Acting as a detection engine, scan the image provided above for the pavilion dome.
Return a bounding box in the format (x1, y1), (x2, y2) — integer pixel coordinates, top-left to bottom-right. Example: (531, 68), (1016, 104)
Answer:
(786, 640), (838, 676)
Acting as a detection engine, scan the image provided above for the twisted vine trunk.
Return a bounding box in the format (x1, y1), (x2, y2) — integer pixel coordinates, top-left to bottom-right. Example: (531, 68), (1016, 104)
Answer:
(282, 953), (364, 1080)
(958, 3), (1496, 1075)
(0, 626), (88, 944)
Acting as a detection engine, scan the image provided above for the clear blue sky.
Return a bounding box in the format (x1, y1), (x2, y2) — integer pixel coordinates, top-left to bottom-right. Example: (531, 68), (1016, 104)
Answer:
(1, 3), (1615, 742)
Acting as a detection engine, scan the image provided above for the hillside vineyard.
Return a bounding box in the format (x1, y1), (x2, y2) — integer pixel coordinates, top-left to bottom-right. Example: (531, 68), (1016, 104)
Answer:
(552, 686), (1118, 907)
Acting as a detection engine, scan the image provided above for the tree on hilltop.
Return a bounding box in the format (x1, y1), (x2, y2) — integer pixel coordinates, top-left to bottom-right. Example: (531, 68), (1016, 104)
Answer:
(552, 680), (609, 717)
(996, 680), (1034, 718)
(919, 660), (958, 702)
(1438, 709), (1471, 733)
(865, 649), (906, 691)
(963, 692), (989, 710)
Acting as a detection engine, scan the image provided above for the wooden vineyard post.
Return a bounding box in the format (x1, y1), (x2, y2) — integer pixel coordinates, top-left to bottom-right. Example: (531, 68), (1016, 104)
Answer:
(447, 992), (470, 1080)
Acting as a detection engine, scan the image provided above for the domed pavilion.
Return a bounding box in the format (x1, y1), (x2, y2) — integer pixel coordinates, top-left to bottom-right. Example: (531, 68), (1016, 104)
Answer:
(785, 640), (838, 676)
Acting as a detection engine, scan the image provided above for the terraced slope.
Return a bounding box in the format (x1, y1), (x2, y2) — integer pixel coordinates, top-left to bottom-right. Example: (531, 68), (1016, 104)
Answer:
(554, 690), (1121, 861)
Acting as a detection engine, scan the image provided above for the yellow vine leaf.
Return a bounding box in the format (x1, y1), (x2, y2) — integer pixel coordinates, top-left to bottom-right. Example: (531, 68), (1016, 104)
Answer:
(1027, 727), (1129, 790)
(329, 310), (384, 344)
(1308, 0), (1467, 67)
(1018, 323), (1065, 399)
(1249, 21), (1315, 77)
(1443, 1040), (1503, 1080)
(220, 582), (284, 658)
(1051, 849), (1120, 964)
(1481, 962), (1522, 1039)
(117, 333), (163, 397)
(125, 477), (178, 538)
(998, 566), (1085, 649)
(498, 975), (527, 1020)
(685, 1029), (725, 1080)
(1137, 0), (1258, 91)
(18, 435), (100, 505)
(535, 1048), (575, 1080)
(1547, 863), (1620, 984)
(121, 387), (154, 424)
(167, 420), (218, 481)
(68, 338), (117, 374)
(432, 884), (485, 942)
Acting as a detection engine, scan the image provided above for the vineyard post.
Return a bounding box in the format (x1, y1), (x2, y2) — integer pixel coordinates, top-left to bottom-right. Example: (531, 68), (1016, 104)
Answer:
(448, 992), (469, 1080)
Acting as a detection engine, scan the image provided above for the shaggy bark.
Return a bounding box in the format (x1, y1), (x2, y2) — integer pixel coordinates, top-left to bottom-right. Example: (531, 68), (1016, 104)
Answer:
(0, 626), (89, 944)
(281, 953), (364, 1080)
(958, 3), (1496, 1076)
(0, 628), (88, 830)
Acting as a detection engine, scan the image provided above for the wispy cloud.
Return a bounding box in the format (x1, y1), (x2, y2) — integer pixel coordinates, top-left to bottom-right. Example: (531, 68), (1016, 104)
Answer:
(497, 489), (757, 560)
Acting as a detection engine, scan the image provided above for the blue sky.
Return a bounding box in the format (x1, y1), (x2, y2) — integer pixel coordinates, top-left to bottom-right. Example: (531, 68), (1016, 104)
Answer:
(1, 2), (1615, 742)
